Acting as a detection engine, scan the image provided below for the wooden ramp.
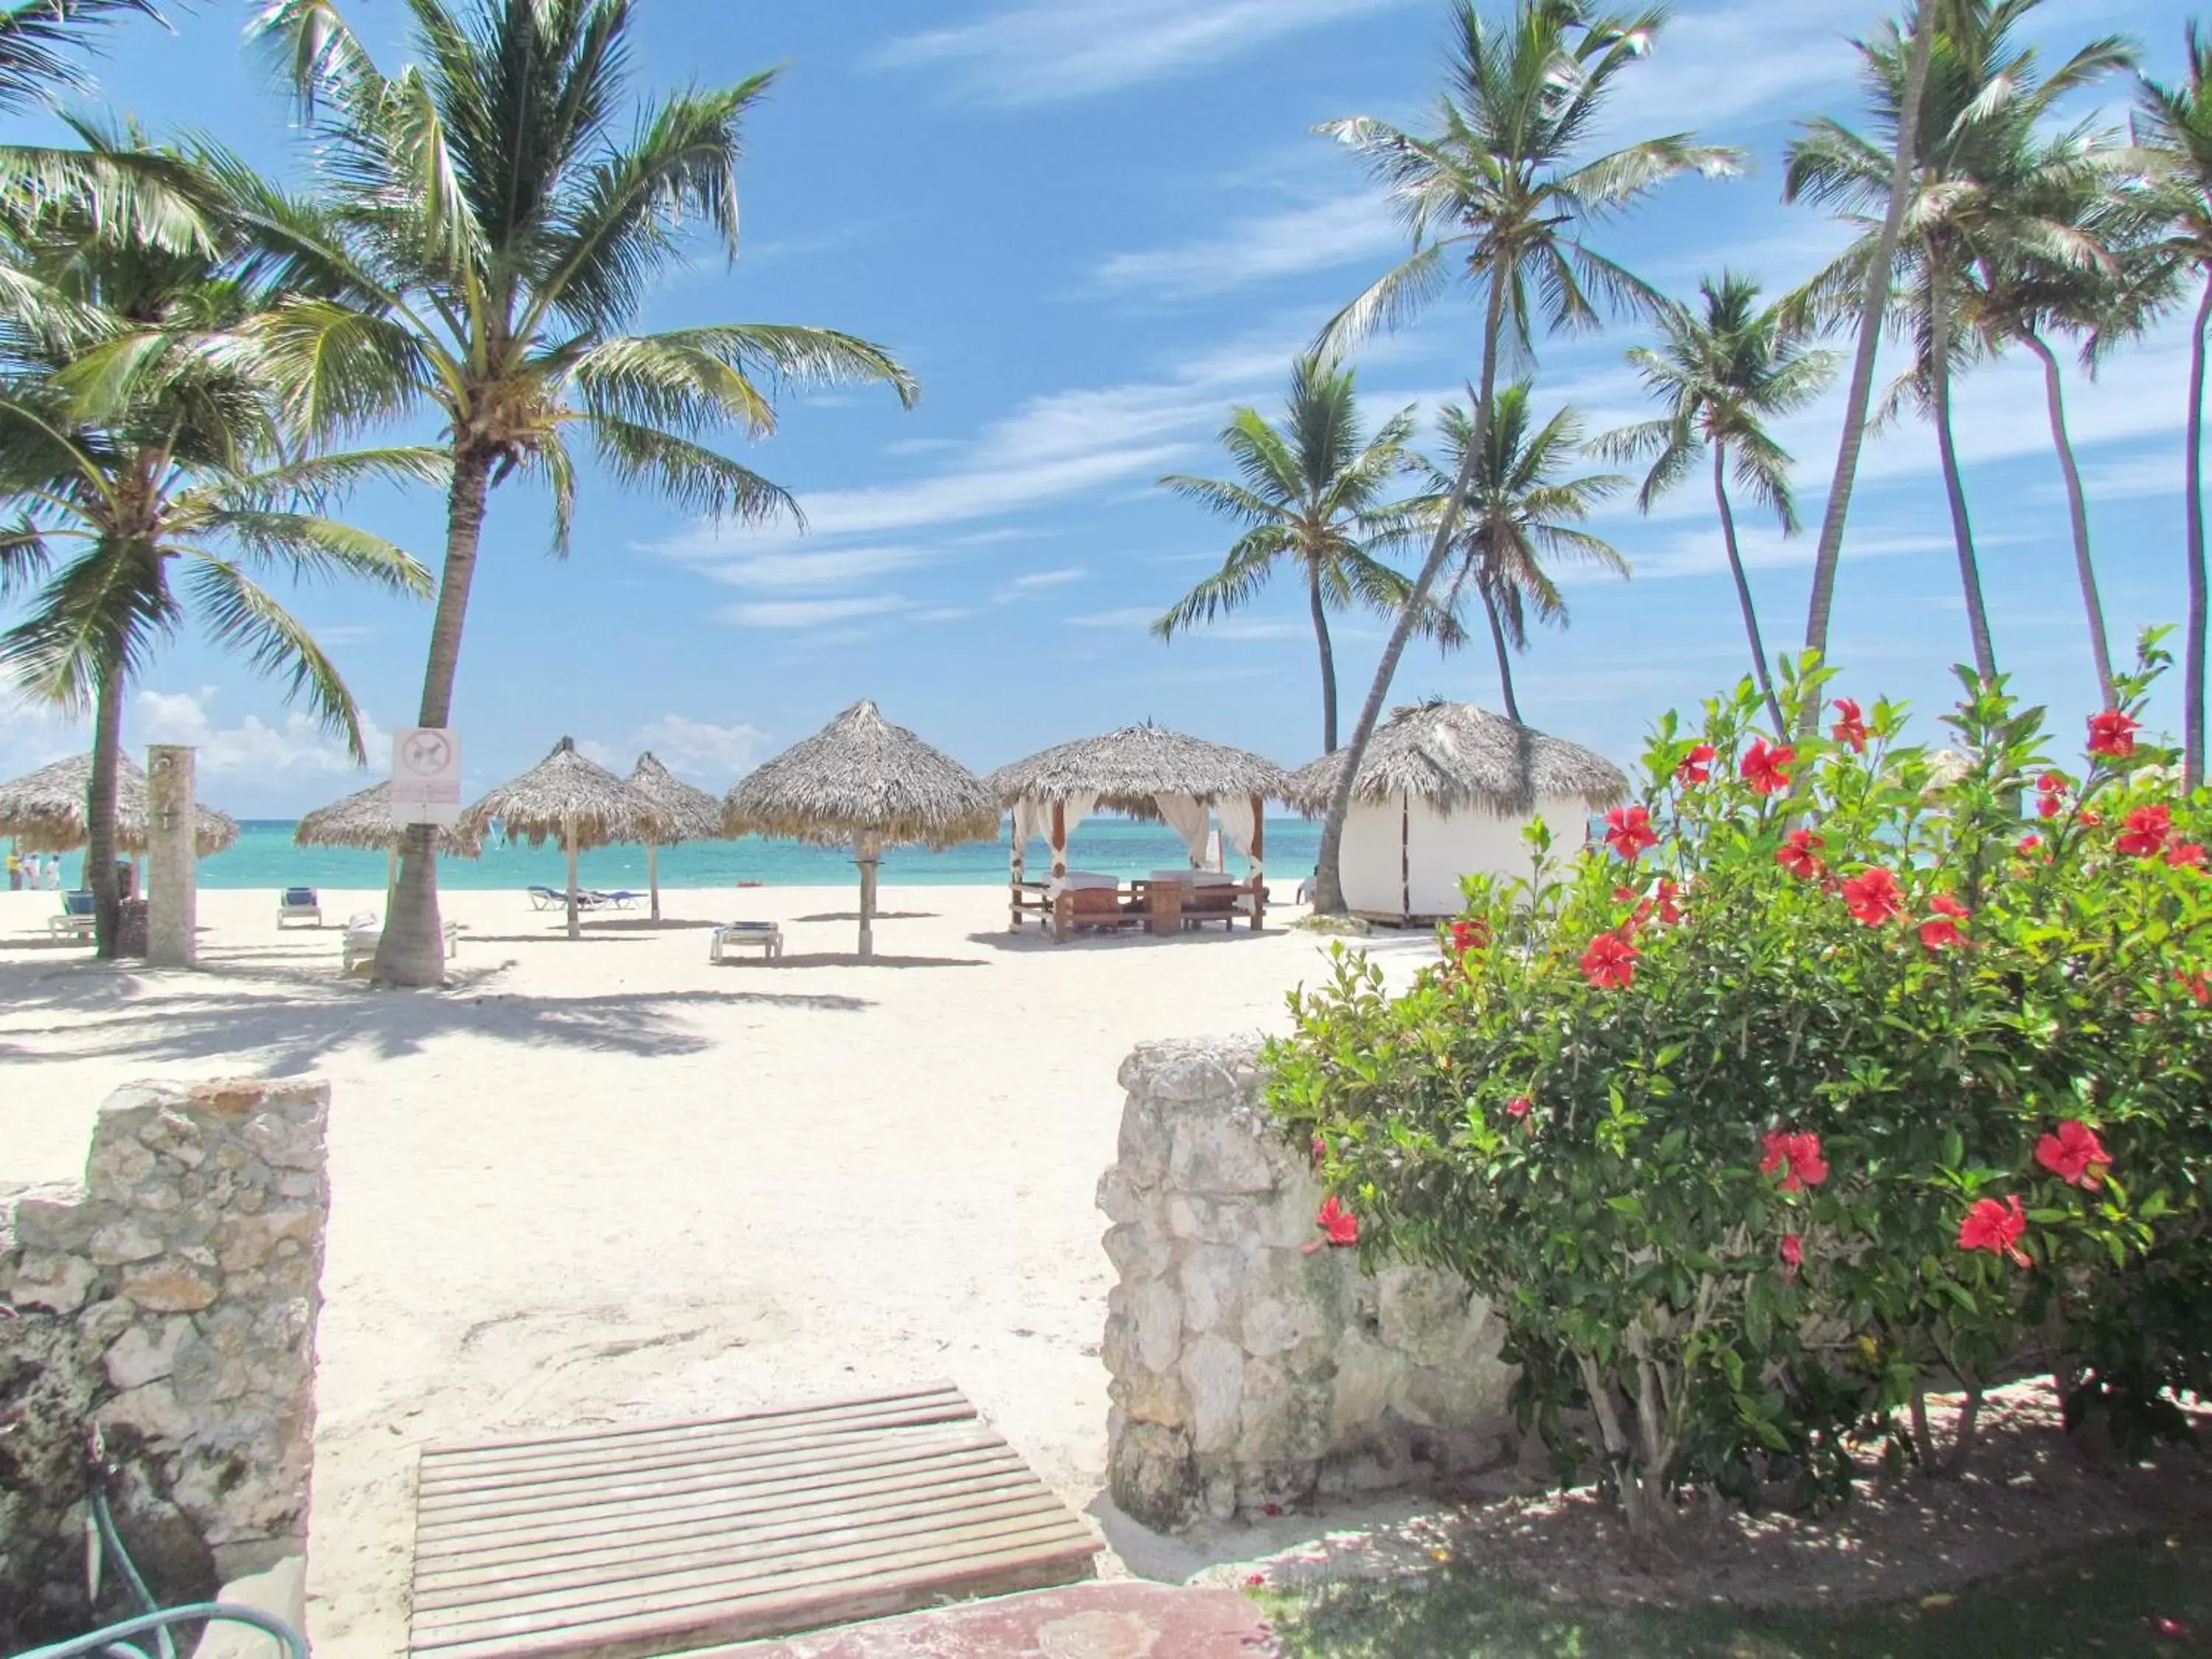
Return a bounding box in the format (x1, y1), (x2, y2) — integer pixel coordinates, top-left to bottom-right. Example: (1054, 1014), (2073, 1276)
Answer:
(407, 1382), (1100, 1659)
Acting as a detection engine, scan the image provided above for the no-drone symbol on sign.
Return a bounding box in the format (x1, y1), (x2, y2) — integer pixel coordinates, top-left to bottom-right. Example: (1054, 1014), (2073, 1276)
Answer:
(392, 727), (462, 826)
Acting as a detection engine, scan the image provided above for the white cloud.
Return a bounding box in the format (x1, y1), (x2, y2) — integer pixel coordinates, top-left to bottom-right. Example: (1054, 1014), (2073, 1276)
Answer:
(1591, 0), (1881, 142)
(578, 715), (768, 785)
(719, 596), (914, 629)
(1091, 195), (1399, 299)
(0, 693), (80, 779)
(133, 688), (385, 778)
(701, 546), (933, 590)
(875, 0), (1405, 105)
(994, 566), (1088, 602)
(1068, 606), (1161, 629)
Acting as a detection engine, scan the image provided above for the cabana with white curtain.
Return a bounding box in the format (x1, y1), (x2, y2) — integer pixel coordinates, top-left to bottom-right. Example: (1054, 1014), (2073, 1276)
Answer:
(987, 724), (1288, 936)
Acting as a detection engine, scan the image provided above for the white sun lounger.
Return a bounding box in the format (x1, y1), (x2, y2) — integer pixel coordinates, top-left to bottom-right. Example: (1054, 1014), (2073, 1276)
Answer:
(709, 921), (783, 963)
(343, 914), (462, 974)
(278, 886), (322, 928)
(46, 889), (97, 940)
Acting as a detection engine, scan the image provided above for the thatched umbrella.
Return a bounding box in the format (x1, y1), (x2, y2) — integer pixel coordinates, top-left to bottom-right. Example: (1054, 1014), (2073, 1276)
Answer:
(1284, 700), (1627, 817)
(626, 753), (725, 922)
(294, 781), (483, 895)
(0, 753), (239, 866)
(456, 738), (669, 939)
(988, 725), (1289, 927)
(724, 700), (998, 956)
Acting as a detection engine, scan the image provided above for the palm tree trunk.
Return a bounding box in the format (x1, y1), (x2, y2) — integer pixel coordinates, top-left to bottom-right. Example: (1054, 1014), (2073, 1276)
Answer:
(1309, 561), (1340, 753)
(2020, 328), (2114, 710)
(1482, 587), (1523, 723)
(375, 449), (493, 987)
(86, 664), (124, 958)
(2185, 276), (2211, 791)
(1928, 270), (1997, 683)
(1315, 268), (1508, 914)
(1713, 442), (1783, 729)
(1801, 1), (1935, 706)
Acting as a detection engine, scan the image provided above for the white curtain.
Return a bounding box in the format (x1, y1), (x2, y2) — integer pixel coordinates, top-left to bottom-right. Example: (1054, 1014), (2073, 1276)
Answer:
(1155, 793), (1211, 865)
(1053, 791), (1099, 872)
(1217, 794), (1260, 872)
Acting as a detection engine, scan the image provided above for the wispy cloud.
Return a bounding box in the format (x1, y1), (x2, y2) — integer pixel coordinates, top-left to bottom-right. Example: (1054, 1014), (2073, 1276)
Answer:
(1068, 605), (1161, 629)
(1091, 194), (1399, 299)
(994, 566), (1088, 602)
(702, 546), (933, 590)
(720, 596), (916, 629)
(875, 0), (1407, 106)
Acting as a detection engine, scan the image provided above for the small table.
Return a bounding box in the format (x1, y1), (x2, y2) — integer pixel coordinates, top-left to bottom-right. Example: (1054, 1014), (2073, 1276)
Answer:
(709, 923), (784, 963)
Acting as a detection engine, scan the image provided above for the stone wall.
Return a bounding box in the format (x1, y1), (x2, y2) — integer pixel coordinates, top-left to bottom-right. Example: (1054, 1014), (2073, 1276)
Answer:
(1099, 1040), (1516, 1533)
(0, 1079), (330, 1646)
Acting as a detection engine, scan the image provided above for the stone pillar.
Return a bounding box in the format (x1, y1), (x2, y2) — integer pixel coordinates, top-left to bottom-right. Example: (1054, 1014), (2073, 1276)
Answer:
(1099, 1040), (1516, 1532)
(145, 745), (198, 967)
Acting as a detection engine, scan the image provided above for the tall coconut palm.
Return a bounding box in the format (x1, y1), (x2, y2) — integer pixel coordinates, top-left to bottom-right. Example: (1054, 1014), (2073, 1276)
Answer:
(1785, 0), (2134, 684)
(1595, 274), (1837, 728)
(2132, 23), (2212, 788)
(0, 0), (162, 113)
(1304, 0), (1738, 913)
(243, 0), (918, 985)
(1425, 382), (1627, 723)
(1956, 151), (2168, 712)
(1153, 354), (1436, 753)
(0, 134), (436, 955)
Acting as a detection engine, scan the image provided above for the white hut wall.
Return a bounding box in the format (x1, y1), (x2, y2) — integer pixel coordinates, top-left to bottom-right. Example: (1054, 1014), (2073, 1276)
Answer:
(1341, 793), (1593, 919)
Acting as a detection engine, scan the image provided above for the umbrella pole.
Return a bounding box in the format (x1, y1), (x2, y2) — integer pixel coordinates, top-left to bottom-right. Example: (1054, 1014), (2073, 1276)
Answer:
(855, 832), (881, 959)
(566, 815), (580, 941)
(647, 841), (660, 922)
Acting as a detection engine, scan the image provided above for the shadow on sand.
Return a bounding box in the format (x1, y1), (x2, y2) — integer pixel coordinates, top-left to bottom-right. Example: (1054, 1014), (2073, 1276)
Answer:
(788, 910), (940, 925)
(722, 952), (986, 970)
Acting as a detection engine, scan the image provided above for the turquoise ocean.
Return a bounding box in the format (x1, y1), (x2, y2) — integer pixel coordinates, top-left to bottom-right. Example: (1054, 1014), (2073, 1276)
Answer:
(11, 816), (1325, 891)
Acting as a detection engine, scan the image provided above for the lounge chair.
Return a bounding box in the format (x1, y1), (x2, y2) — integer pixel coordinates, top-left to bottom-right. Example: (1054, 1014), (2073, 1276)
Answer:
(1051, 872), (1162, 942)
(46, 889), (97, 940)
(592, 889), (644, 909)
(342, 913), (461, 974)
(709, 920), (783, 962)
(1150, 869), (1264, 933)
(277, 886), (321, 928)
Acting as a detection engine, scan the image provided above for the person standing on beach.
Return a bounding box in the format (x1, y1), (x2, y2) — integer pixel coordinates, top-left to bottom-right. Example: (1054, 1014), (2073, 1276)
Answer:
(44, 855), (62, 891)
(6, 849), (19, 890)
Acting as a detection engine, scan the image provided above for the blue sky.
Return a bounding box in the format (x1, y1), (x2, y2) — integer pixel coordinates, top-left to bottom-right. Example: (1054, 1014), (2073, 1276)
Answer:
(0, 0), (2200, 815)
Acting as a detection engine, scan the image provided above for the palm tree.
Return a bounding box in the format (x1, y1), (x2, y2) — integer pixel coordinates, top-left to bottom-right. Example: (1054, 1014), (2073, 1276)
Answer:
(1153, 355), (1434, 753)
(2132, 23), (2212, 788)
(1426, 382), (1627, 723)
(1304, 0), (1738, 913)
(243, 0), (918, 985)
(1956, 151), (2168, 712)
(1785, 0), (2134, 684)
(0, 0), (161, 114)
(1595, 275), (1837, 728)
(0, 134), (436, 956)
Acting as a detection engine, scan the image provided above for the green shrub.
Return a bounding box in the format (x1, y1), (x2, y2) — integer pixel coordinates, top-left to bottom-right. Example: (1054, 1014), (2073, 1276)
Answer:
(1265, 644), (2212, 1534)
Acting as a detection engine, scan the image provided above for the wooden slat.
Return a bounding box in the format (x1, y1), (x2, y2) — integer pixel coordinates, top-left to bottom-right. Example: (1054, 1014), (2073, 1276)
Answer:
(423, 1385), (967, 1463)
(406, 1383), (1096, 1659)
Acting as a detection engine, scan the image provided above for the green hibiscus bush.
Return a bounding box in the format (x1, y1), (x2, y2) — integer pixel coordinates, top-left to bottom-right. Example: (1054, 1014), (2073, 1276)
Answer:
(1265, 642), (2212, 1536)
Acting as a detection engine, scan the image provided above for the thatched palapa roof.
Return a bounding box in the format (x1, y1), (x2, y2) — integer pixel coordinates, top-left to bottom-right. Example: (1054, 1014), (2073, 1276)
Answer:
(294, 781), (482, 856)
(0, 752), (239, 855)
(457, 737), (669, 851)
(989, 723), (1287, 818)
(627, 754), (725, 844)
(1285, 701), (1628, 818)
(725, 700), (998, 849)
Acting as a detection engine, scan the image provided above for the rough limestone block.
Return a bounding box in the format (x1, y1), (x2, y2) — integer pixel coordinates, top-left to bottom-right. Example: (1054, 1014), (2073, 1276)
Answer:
(105, 1316), (194, 1391)
(1130, 1279), (1183, 1377)
(1180, 1334), (1245, 1455)
(1178, 1245), (1244, 1336)
(1169, 1114), (1276, 1196)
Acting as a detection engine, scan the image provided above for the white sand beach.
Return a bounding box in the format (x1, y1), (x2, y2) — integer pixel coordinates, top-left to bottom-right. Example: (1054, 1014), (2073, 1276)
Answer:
(0, 883), (1432, 1655)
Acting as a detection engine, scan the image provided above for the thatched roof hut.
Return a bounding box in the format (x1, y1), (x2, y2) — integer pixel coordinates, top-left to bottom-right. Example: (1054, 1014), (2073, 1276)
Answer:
(295, 781), (482, 855)
(1284, 701), (1627, 818)
(1287, 702), (1627, 923)
(987, 726), (1290, 925)
(457, 738), (669, 938)
(725, 700), (997, 956)
(0, 752), (239, 858)
(626, 753), (726, 920)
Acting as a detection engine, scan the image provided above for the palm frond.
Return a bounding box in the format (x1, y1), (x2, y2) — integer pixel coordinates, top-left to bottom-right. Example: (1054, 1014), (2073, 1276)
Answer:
(181, 553), (367, 760)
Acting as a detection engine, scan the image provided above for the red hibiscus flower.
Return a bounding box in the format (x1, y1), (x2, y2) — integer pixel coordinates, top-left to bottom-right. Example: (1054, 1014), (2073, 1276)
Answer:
(1778, 1233), (1804, 1278)
(2088, 710), (2140, 759)
(1740, 738), (1795, 796)
(1579, 932), (1639, 990)
(2037, 771), (2067, 795)
(1448, 919), (1489, 956)
(2038, 790), (2064, 820)
(1919, 894), (1969, 951)
(2016, 832), (2042, 858)
(2167, 841), (2206, 870)
(2178, 972), (2212, 1006)
(1676, 743), (1716, 785)
(1958, 1194), (2029, 1266)
(1646, 878), (1683, 926)
(1775, 828), (1826, 880)
(1760, 1130), (1829, 1192)
(2034, 1119), (2112, 1189)
(1506, 1095), (1532, 1119)
(1315, 1196), (1358, 1247)
(1604, 804), (1658, 861)
(1840, 866), (1904, 927)
(1831, 698), (1869, 752)
(2117, 804), (2173, 859)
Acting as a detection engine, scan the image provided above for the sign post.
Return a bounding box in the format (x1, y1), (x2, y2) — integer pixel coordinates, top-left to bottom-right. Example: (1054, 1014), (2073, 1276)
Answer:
(392, 728), (462, 827)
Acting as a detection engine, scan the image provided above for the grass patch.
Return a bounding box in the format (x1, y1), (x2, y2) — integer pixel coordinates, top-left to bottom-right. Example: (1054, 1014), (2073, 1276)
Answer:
(1259, 1529), (2208, 1658)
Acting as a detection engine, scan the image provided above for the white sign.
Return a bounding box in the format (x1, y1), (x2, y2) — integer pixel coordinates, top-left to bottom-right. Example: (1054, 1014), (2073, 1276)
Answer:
(392, 727), (462, 826)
